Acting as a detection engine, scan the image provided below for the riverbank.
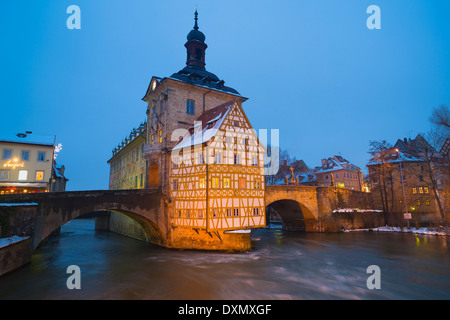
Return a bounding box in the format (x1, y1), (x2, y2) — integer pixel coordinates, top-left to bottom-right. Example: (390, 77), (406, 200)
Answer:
(346, 225), (450, 236)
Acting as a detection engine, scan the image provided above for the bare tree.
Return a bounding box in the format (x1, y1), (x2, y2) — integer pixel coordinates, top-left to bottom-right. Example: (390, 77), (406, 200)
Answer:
(410, 133), (447, 224)
(368, 140), (394, 225)
(430, 105), (450, 134)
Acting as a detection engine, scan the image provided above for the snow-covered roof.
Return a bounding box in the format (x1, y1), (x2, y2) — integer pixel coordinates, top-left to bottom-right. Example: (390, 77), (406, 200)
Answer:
(0, 133), (55, 146)
(315, 157), (360, 173)
(172, 100), (235, 151)
(367, 149), (423, 166)
(297, 172), (317, 183)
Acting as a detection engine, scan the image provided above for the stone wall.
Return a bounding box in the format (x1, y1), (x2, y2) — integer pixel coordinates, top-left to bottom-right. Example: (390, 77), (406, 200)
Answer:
(169, 227), (252, 252)
(107, 211), (149, 242)
(0, 238), (32, 276)
(0, 205), (38, 238)
(316, 187), (383, 232)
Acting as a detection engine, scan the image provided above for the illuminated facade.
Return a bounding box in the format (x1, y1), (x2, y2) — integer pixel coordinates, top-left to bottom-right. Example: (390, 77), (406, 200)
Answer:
(108, 122), (146, 190)
(0, 133), (59, 194)
(169, 100), (266, 231)
(107, 11), (266, 239)
(315, 155), (364, 191)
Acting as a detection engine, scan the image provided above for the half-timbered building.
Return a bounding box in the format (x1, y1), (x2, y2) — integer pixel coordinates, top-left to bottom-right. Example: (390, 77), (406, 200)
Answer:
(169, 99), (266, 232)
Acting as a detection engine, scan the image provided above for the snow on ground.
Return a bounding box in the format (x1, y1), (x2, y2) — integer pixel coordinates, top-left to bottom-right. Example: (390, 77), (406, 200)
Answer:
(0, 236), (29, 248)
(346, 226), (449, 236)
(333, 208), (383, 213)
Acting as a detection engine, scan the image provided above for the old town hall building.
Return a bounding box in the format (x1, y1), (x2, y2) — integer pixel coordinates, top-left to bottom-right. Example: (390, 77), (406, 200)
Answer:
(108, 11), (266, 242)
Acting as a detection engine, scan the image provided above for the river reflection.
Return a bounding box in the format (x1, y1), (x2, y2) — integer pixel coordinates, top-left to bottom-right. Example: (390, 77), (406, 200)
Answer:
(0, 218), (449, 300)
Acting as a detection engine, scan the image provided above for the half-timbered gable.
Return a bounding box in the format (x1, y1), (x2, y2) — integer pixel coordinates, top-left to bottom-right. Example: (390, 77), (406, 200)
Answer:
(169, 99), (266, 231)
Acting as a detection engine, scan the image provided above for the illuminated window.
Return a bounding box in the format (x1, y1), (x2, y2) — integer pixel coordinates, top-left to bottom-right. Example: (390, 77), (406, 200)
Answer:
(212, 177), (219, 188)
(151, 133), (155, 144)
(0, 170), (9, 181)
(18, 170), (28, 181)
(37, 152), (46, 162)
(186, 99), (195, 114)
(199, 178), (205, 189)
(239, 178), (246, 189)
(22, 151), (29, 161)
(254, 179), (261, 189)
(158, 129), (162, 143)
(35, 171), (44, 181)
(425, 199), (430, 206)
(223, 177), (230, 188)
(2, 149), (12, 160)
(419, 187), (423, 194)
(412, 188), (417, 194)
(424, 187), (429, 194)
(416, 199), (421, 206)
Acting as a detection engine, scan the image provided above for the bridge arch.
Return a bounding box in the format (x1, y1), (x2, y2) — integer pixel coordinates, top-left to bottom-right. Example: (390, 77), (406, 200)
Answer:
(265, 186), (321, 232)
(35, 204), (167, 251)
(266, 199), (318, 232)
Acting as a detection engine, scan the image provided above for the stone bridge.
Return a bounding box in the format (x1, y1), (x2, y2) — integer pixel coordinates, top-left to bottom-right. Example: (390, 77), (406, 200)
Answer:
(0, 186), (382, 252)
(0, 189), (167, 251)
(265, 185), (380, 232)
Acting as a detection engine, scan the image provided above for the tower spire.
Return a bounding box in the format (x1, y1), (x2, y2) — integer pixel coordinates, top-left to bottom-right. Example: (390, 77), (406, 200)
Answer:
(194, 9), (199, 30)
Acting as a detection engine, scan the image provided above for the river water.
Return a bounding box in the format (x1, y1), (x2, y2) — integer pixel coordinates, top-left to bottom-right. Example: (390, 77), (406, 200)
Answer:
(0, 218), (449, 300)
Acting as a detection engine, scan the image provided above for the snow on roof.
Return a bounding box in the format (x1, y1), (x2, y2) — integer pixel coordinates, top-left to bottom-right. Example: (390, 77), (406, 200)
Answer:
(315, 156), (361, 173)
(172, 100), (235, 151)
(367, 149), (423, 166)
(0, 133), (55, 146)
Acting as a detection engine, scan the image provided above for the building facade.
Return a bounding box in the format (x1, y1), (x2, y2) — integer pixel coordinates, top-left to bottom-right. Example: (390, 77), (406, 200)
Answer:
(107, 11), (266, 244)
(169, 100), (266, 231)
(0, 133), (66, 194)
(314, 155), (364, 191)
(108, 122), (146, 190)
(367, 135), (448, 225)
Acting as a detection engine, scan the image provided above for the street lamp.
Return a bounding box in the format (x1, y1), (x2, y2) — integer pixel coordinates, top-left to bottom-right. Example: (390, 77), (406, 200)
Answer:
(396, 148), (410, 228)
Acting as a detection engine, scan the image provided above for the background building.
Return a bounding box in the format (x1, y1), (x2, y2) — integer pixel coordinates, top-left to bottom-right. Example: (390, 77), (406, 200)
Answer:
(367, 134), (448, 225)
(314, 155), (364, 190)
(108, 122), (146, 190)
(0, 132), (67, 194)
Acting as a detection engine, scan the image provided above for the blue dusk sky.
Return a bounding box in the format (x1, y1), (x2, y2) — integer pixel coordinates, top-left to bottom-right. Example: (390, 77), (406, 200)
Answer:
(1, 1), (449, 191)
